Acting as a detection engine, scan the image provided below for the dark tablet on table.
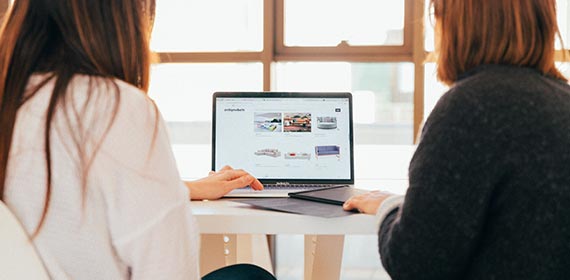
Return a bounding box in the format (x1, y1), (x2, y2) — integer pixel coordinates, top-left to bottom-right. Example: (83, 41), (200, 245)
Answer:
(288, 185), (369, 205)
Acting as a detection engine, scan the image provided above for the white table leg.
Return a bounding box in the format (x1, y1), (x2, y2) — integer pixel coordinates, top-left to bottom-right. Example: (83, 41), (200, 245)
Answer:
(304, 235), (345, 280)
(200, 234), (274, 277)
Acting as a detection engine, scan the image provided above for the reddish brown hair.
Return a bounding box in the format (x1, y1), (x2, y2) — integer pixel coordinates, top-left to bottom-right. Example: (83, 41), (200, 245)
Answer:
(0, 0), (155, 236)
(431, 0), (566, 85)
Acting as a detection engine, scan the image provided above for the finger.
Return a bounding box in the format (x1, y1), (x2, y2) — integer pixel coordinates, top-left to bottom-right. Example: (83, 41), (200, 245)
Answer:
(208, 171), (216, 176)
(217, 169), (249, 181)
(239, 175), (263, 190)
(249, 177), (264, 191)
(223, 174), (256, 191)
(220, 165), (233, 172)
(344, 196), (365, 210)
(343, 199), (356, 210)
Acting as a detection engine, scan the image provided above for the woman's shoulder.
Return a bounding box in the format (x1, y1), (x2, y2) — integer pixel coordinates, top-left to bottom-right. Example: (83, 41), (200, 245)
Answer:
(65, 74), (161, 133)
(68, 74), (163, 143)
(68, 74), (155, 109)
(452, 65), (570, 100)
(428, 65), (570, 139)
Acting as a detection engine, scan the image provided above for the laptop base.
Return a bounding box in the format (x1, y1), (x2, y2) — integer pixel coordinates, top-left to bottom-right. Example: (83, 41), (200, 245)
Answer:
(224, 185), (350, 198)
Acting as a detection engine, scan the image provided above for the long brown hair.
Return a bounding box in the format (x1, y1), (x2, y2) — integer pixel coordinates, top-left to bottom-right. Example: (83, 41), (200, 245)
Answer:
(431, 0), (566, 85)
(0, 0), (155, 236)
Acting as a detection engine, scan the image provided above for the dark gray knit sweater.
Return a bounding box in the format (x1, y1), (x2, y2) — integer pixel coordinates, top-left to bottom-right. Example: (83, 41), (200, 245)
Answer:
(379, 65), (570, 280)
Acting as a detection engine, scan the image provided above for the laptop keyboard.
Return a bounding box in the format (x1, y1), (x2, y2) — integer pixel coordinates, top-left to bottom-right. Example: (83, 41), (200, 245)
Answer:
(264, 184), (331, 189)
(235, 184), (337, 191)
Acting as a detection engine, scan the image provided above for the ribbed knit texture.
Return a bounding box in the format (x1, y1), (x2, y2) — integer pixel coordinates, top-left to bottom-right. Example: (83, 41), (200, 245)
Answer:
(379, 65), (570, 280)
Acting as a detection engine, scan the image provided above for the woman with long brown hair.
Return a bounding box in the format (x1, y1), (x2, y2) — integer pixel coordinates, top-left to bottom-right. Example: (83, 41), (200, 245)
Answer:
(0, 0), (274, 279)
(344, 0), (570, 278)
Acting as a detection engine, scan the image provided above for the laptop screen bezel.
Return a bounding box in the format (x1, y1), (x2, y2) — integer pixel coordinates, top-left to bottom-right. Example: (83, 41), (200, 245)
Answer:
(212, 91), (355, 185)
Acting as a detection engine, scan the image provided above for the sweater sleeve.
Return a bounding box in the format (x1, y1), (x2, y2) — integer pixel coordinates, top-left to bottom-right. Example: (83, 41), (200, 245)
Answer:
(378, 86), (508, 279)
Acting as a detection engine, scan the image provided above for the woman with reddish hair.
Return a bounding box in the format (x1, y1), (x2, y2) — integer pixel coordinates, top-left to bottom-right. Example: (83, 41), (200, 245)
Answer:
(345, 0), (570, 278)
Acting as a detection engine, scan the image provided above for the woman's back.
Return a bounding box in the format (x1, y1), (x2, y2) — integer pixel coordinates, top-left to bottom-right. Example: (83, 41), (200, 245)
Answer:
(455, 65), (570, 278)
(4, 75), (200, 279)
(379, 65), (570, 279)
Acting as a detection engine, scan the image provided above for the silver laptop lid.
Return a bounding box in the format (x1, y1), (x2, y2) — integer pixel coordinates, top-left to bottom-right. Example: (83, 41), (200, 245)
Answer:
(212, 92), (354, 185)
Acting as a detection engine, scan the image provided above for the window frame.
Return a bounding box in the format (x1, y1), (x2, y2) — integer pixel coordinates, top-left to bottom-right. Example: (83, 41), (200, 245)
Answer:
(148, 1), (570, 144)
(156, 0), (426, 142)
(5, 1), (570, 142)
(274, 0), (415, 60)
(0, 0), (426, 142)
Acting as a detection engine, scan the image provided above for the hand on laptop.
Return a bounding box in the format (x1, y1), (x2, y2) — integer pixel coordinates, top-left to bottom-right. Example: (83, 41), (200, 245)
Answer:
(343, 191), (393, 215)
(185, 166), (264, 200)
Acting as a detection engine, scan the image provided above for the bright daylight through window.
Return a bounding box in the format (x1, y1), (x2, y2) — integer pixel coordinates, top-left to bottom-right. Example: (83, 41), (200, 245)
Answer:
(149, 0), (417, 145)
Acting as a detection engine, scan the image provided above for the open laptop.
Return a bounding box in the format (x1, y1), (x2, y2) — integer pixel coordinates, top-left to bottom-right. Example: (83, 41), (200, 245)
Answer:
(212, 92), (354, 197)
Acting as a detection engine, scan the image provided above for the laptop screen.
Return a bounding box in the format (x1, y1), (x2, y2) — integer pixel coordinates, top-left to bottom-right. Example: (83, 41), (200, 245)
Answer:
(213, 92), (353, 183)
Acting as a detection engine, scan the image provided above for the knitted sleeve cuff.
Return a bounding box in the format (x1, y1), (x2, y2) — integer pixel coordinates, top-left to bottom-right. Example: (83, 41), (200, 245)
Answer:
(375, 195), (404, 227)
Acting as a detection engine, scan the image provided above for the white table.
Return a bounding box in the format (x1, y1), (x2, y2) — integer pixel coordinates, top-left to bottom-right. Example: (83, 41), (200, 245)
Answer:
(173, 145), (415, 279)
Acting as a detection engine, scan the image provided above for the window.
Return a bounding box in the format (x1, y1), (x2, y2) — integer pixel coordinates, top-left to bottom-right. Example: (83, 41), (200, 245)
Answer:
(150, 0), (423, 145)
(0, 0), (422, 144)
(558, 0), (570, 50)
(151, 0), (264, 52)
(149, 63), (263, 143)
(274, 62), (414, 143)
(283, 0), (405, 47)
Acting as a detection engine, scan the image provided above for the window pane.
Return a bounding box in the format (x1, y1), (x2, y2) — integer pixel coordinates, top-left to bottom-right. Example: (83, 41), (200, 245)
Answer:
(424, 63), (448, 121)
(425, 0), (435, 52)
(149, 63), (263, 143)
(275, 62), (414, 144)
(284, 0), (405, 47)
(558, 0), (570, 49)
(151, 0), (263, 52)
(556, 62), (570, 79)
